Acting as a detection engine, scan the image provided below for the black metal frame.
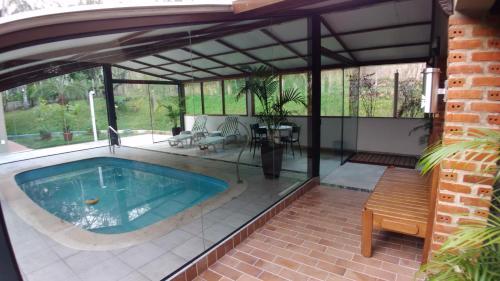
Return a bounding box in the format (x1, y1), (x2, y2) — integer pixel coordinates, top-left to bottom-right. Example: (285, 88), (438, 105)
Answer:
(103, 64), (119, 145)
(307, 14), (321, 178)
(0, 1), (436, 279)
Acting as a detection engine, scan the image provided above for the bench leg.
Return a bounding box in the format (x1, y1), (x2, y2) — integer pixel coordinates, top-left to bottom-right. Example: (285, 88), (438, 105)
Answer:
(361, 209), (373, 257)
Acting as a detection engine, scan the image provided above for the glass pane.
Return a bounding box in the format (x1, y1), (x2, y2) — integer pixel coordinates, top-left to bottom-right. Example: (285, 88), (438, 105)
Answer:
(342, 68), (360, 163)
(112, 67), (168, 81)
(396, 63), (426, 118)
(359, 65), (395, 117)
(224, 79), (247, 115)
(203, 81), (222, 115)
(281, 73), (308, 116)
(149, 84), (180, 143)
(114, 83), (153, 145)
(321, 69), (343, 116)
(1, 69), (107, 151)
(253, 77), (279, 115)
(184, 83), (202, 115)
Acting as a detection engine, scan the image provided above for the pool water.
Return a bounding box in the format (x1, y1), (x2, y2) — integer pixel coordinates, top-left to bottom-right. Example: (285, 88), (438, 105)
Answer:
(15, 157), (228, 234)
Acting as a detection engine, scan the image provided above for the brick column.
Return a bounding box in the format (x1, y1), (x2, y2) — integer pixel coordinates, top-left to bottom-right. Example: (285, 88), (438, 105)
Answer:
(431, 12), (499, 251)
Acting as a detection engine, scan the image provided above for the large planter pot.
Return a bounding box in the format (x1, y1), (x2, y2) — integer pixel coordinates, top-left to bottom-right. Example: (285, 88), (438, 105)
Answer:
(63, 132), (73, 141)
(171, 127), (182, 136)
(261, 140), (284, 178)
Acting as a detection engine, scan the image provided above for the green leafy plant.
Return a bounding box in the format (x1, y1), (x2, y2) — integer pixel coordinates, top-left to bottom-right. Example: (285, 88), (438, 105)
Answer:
(398, 78), (424, 118)
(236, 66), (306, 141)
(418, 128), (499, 281)
(162, 104), (181, 128)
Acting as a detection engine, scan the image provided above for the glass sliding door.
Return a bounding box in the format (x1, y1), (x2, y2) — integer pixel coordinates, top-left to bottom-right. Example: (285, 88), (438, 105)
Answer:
(342, 68), (360, 163)
(149, 84), (180, 143)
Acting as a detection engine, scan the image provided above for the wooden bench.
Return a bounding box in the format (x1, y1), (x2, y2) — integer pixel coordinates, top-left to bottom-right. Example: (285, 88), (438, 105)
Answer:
(361, 166), (438, 262)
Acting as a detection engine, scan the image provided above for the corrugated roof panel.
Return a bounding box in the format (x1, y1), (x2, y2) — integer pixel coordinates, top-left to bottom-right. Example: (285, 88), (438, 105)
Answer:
(340, 25), (430, 50)
(247, 45), (295, 60)
(352, 45), (429, 61)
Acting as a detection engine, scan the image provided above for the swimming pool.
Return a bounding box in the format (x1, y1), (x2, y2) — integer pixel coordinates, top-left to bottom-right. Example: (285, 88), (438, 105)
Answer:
(15, 157), (229, 234)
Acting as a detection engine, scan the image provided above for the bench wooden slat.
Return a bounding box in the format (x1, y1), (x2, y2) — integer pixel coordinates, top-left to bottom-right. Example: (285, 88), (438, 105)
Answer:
(361, 167), (432, 259)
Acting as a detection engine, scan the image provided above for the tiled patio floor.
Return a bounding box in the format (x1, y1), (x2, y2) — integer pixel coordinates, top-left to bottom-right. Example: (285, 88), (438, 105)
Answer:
(195, 186), (424, 281)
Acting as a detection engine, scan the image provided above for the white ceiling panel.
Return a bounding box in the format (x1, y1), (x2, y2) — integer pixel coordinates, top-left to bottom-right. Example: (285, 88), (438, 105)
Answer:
(353, 45), (429, 62)
(0, 55), (73, 76)
(266, 19), (308, 42)
(321, 56), (339, 66)
(222, 30), (275, 49)
(287, 41), (308, 56)
(0, 31), (134, 63)
(395, 0), (432, 23)
(135, 23), (216, 38)
(168, 74), (192, 81)
(142, 68), (171, 76)
(321, 0), (431, 33)
(191, 71), (213, 78)
(158, 49), (198, 61)
(189, 58), (222, 69)
(270, 58), (307, 69)
(247, 45), (295, 60)
(189, 41), (233, 56)
(322, 37), (343, 51)
(341, 25), (430, 50)
(136, 56), (166, 65)
(117, 61), (148, 69)
(212, 53), (254, 64)
(209, 67), (241, 76)
(161, 63), (194, 73)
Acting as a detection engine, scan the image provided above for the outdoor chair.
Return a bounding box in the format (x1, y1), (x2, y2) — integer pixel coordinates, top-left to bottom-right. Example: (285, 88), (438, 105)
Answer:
(167, 115), (208, 147)
(281, 126), (301, 157)
(249, 123), (268, 158)
(198, 116), (240, 151)
(361, 166), (438, 263)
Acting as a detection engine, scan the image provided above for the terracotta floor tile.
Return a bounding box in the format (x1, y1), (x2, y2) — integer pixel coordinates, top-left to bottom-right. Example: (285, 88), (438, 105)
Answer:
(235, 263), (262, 278)
(196, 186), (423, 281)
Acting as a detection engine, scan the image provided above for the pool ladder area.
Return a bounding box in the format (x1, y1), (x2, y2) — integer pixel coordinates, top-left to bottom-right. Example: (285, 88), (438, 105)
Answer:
(107, 126), (121, 154)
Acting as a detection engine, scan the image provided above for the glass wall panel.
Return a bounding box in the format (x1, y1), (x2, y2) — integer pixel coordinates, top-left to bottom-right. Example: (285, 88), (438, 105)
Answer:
(149, 84), (180, 143)
(0, 68), (107, 153)
(321, 69), (343, 116)
(114, 83), (153, 145)
(184, 83), (203, 115)
(281, 73), (308, 116)
(342, 68), (360, 163)
(253, 77), (279, 115)
(396, 63), (426, 118)
(203, 81), (223, 115)
(224, 79), (247, 115)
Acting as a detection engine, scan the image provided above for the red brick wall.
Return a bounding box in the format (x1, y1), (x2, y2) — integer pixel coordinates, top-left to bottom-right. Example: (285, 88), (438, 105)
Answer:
(431, 11), (499, 251)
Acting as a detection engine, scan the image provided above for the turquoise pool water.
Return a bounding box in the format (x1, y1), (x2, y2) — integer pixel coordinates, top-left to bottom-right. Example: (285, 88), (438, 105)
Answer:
(15, 157), (228, 234)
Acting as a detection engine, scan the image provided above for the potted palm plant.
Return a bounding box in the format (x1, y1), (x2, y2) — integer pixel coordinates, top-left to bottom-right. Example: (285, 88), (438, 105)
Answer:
(418, 128), (499, 280)
(237, 66), (306, 178)
(62, 104), (78, 142)
(161, 103), (182, 136)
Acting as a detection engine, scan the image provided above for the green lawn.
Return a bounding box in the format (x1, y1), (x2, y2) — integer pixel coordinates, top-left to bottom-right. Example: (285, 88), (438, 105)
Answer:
(5, 96), (178, 149)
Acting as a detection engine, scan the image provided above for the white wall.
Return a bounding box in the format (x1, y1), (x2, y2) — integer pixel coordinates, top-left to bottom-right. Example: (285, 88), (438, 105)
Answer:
(184, 115), (429, 156)
(357, 118), (428, 156)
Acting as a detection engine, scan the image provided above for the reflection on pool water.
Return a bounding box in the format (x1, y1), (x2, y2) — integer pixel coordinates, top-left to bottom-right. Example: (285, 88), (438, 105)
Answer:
(15, 157), (228, 234)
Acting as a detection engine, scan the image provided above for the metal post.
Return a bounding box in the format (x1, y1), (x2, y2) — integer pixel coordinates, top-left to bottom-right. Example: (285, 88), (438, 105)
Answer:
(88, 91), (98, 142)
(308, 15), (321, 178)
(393, 70), (399, 118)
(102, 65), (118, 145)
(178, 83), (186, 131)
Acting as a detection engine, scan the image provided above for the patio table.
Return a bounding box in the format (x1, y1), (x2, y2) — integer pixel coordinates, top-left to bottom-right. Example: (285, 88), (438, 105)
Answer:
(259, 125), (293, 143)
